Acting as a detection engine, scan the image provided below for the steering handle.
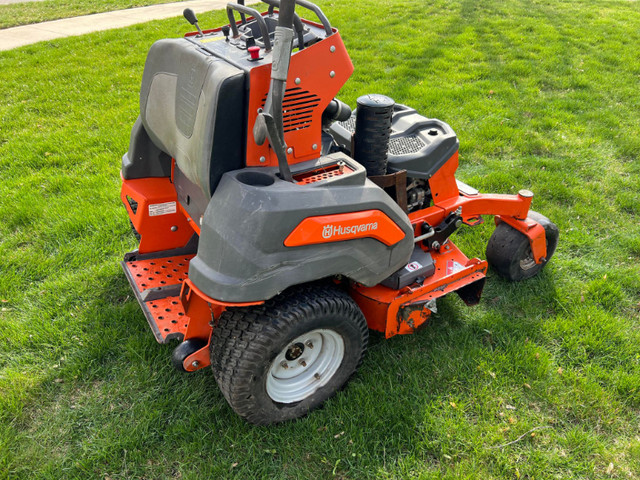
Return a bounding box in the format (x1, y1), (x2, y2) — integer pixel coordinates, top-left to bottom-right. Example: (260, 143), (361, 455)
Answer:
(260, 0), (332, 36)
(226, 3), (273, 51)
(265, 1), (305, 48)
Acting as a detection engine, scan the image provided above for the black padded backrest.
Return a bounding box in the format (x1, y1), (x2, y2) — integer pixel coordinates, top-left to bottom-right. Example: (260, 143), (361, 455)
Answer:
(139, 38), (246, 196)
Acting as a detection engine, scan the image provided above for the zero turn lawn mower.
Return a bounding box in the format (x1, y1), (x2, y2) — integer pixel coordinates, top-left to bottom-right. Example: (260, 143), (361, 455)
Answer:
(120, 0), (559, 425)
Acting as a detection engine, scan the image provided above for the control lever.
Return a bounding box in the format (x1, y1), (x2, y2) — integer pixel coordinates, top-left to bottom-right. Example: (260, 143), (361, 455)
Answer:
(253, 0), (296, 183)
(255, 114), (293, 182)
(183, 8), (204, 36)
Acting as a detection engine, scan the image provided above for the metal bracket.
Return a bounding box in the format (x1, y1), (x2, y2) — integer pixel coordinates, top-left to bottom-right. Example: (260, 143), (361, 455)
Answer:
(495, 215), (547, 264)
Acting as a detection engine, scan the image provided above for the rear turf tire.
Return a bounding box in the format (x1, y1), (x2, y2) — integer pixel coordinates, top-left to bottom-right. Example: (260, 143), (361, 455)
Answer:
(210, 283), (368, 425)
(486, 211), (559, 281)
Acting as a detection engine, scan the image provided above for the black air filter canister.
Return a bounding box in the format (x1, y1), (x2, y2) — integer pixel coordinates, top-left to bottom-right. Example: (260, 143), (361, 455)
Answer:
(353, 94), (395, 176)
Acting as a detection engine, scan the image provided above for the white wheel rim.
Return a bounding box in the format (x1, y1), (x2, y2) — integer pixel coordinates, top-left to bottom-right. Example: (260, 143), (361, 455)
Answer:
(266, 329), (345, 404)
(519, 250), (537, 270)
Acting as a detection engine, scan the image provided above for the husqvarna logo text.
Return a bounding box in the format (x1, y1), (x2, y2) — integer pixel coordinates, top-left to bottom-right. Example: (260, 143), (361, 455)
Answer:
(322, 222), (379, 239)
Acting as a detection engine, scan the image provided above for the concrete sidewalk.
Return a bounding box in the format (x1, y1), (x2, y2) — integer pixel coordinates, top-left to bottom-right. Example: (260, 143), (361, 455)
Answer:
(0, 0), (228, 51)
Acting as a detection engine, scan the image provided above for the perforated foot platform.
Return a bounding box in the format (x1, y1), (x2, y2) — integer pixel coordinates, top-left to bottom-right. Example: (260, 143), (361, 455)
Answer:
(121, 254), (194, 343)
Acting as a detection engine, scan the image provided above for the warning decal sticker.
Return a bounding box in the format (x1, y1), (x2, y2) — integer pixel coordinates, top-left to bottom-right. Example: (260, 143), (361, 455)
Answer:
(149, 201), (177, 217)
(446, 260), (465, 275)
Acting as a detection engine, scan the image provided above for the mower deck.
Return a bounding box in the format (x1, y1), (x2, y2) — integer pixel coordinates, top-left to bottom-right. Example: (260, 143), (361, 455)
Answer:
(351, 241), (487, 338)
(121, 254), (193, 343)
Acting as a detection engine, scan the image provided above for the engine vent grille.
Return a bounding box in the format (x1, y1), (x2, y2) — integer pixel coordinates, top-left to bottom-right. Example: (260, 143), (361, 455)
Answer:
(388, 135), (426, 155)
(339, 115), (356, 133)
(261, 87), (321, 133)
(339, 114), (397, 135)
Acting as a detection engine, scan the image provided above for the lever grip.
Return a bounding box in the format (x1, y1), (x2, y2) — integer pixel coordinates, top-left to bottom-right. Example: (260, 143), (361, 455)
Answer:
(183, 8), (198, 25)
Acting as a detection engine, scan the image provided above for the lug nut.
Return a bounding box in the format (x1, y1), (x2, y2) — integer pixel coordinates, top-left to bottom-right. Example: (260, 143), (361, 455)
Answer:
(314, 373), (321, 379)
(280, 361), (289, 369)
(299, 359), (307, 367)
(305, 341), (313, 349)
(191, 360), (200, 368)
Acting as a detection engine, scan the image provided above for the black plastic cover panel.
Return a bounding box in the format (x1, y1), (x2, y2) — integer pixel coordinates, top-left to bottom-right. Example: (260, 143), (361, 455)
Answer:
(188, 154), (414, 302)
(121, 117), (173, 179)
(380, 246), (435, 290)
(330, 103), (460, 179)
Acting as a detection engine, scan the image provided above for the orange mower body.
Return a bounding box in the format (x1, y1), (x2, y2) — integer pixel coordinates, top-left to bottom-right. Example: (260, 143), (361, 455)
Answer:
(119, 0), (558, 424)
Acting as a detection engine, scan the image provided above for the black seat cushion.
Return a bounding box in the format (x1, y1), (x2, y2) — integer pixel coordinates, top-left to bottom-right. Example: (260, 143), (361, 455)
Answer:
(139, 38), (246, 196)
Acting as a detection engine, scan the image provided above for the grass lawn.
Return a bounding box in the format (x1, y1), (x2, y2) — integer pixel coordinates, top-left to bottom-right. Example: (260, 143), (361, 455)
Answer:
(1, 0), (639, 478)
(0, 0), (188, 29)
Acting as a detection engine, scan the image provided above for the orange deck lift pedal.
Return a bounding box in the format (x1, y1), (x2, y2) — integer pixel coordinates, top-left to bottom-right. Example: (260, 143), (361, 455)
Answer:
(119, 0), (559, 425)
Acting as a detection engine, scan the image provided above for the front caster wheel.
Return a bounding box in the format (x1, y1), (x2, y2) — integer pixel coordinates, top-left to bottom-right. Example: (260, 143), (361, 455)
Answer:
(171, 338), (207, 372)
(486, 211), (559, 281)
(210, 283), (368, 425)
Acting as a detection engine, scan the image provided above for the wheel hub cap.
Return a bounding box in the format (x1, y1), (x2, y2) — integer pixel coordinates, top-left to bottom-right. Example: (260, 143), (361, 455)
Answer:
(266, 329), (345, 403)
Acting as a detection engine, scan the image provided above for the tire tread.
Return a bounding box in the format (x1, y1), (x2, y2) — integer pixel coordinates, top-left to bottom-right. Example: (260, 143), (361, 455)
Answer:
(210, 283), (368, 425)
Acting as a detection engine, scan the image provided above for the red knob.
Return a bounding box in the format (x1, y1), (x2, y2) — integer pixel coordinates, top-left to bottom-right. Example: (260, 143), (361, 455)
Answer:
(248, 46), (260, 60)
